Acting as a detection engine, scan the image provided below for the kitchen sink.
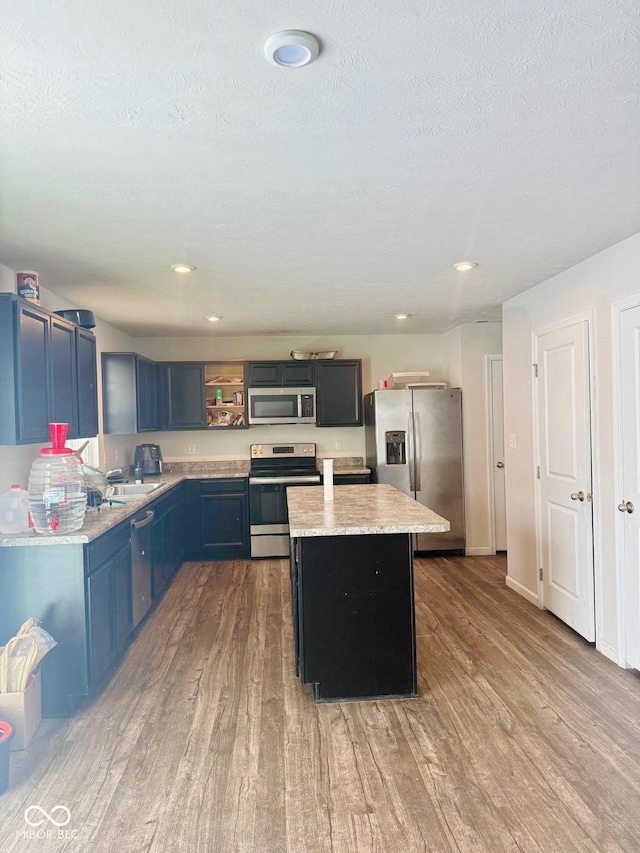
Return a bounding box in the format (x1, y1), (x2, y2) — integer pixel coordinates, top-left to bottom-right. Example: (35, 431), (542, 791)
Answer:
(111, 482), (163, 496)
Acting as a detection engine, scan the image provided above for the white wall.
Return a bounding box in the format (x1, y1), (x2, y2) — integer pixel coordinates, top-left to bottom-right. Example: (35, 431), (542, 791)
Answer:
(502, 232), (640, 664)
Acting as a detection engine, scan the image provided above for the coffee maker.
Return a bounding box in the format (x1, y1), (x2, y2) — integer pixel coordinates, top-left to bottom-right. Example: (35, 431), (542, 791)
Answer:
(133, 444), (163, 476)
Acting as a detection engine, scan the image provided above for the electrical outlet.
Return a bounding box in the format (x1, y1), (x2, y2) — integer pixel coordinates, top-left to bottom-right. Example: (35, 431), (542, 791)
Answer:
(335, 440), (343, 451)
(508, 433), (517, 449)
(188, 444), (196, 455)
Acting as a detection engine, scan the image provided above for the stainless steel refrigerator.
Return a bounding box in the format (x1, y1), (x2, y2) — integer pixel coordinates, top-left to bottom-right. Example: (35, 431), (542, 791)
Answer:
(364, 389), (465, 553)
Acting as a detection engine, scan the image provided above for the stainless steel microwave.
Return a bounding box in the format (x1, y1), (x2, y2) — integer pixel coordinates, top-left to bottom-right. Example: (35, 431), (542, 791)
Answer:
(247, 387), (316, 425)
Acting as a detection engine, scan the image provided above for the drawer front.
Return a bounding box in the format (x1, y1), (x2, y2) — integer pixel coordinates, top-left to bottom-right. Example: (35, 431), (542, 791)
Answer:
(199, 478), (247, 495)
(85, 522), (131, 575)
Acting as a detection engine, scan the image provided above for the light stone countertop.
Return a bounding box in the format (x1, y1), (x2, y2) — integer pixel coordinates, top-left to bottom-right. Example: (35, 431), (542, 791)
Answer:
(0, 468), (249, 548)
(0, 457), (370, 548)
(286, 484), (450, 538)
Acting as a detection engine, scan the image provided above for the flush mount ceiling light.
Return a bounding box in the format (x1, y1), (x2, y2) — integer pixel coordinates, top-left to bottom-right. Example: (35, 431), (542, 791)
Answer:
(171, 263), (195, 273)
(264, 30), (320, 67)
(395, 313), (411, 320)
(452, 261), (478, 272)
(206, 315), (222, 322)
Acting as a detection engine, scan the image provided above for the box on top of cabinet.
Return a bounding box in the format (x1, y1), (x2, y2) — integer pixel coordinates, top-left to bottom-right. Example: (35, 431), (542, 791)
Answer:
(0, 669), (42, 751)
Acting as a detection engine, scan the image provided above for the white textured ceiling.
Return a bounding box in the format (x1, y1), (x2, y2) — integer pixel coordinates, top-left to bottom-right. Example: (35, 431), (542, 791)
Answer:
(1, 0), (638, 336)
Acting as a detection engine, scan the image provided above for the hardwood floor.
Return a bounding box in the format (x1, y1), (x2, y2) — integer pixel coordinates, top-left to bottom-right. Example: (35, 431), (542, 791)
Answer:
(2, 554), (640, 852)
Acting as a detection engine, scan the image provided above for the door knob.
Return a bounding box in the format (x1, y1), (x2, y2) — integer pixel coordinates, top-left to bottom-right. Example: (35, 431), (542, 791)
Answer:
(618, 501), (634, 513)
(571, 491), (585, 501)
(496, 461), (504, 469)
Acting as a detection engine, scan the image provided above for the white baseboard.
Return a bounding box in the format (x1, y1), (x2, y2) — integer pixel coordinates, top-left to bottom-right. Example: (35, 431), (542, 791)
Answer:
(465, 547), (493, 556)
(505, 575), (540, 606)
(596, 639), (623, 667)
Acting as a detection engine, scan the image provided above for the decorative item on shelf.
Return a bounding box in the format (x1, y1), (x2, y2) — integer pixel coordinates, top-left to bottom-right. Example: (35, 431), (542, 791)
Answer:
(208, 409), (246, 427)
(205, 375), (243, 385)
(386, 372), (431, 389)
(16, 271), (40, 305)
(233, 391), (244, 406)
(291, 350), (338, 360)
(53, 309), (96, 329)
(215, 388), (223, 405)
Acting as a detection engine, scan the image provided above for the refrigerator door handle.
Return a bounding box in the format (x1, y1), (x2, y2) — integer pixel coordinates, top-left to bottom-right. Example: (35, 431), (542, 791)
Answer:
(408, 411), (416, 493)
(413, 411), (421, 492)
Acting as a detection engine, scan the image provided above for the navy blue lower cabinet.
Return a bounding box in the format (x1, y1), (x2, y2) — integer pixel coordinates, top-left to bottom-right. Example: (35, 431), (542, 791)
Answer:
(331, 473), (370, 485)
(292, 532), (417, 701)
(183, 479), (250, 560)
(150, 484), (184, 599)
(85, 525), (132, 694)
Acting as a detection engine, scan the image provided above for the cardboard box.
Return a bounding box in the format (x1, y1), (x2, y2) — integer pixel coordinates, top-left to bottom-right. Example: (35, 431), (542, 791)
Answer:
(0, 669), (41, 750)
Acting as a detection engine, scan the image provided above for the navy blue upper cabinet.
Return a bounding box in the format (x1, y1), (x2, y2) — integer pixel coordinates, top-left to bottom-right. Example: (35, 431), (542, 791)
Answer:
(76, 328), (99, 438)
(50, 315), (79, 437)
(165, 363), (206, 429)
(17, 301), (51, 442)
(102, 352), (163, 434)
(136, 356), (161, 431)
(316, 360), (363, 427)
(247, 361), (316, 387)
(0, 295), (99, 445)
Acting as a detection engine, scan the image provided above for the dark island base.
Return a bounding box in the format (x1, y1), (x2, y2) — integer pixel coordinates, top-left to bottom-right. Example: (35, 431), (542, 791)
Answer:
(290, 532), (417, 701)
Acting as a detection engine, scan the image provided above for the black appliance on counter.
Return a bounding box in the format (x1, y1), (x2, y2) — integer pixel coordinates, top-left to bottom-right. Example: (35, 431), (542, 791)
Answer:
(133, 443), (163, 476)
(249, 443), (320, 558)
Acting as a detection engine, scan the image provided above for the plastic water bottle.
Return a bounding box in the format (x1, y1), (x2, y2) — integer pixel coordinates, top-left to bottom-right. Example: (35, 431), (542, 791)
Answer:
(27, 423), (87, 534)
(0, 485), (31, 534)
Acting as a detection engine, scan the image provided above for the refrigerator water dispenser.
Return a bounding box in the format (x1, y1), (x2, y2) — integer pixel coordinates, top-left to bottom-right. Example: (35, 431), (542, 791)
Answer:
(385, 431), (406, 465)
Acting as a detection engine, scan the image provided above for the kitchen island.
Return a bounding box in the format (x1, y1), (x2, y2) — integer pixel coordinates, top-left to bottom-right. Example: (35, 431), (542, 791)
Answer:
(287, 484), (449, 702)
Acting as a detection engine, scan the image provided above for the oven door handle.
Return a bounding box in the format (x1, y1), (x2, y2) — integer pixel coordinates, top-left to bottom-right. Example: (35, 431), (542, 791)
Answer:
(249, 476), (321, 485)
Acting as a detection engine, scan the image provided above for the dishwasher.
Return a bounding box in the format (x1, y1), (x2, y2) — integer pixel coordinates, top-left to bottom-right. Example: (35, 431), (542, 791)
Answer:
(131, 509), (154, 628)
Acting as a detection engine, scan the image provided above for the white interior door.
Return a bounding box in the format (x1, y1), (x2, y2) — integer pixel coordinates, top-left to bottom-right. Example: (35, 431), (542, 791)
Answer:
(535, 320), (595, 641)
(619, 304), (640, 668)
(489, 356), (507, 551)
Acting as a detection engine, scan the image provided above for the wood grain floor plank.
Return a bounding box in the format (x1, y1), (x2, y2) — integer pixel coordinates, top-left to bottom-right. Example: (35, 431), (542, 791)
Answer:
(2, 554), (640, 852)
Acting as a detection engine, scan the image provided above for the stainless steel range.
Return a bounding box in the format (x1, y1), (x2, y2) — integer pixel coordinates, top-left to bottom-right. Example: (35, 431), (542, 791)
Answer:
(249, 443), (320, 558)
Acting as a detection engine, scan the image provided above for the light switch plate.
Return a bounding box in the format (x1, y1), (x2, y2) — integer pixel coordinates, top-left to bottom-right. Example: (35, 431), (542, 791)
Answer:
(508, 433), (517, 449)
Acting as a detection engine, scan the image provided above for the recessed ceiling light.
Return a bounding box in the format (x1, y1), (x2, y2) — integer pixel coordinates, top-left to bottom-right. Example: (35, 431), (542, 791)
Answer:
(264, 31), (320, 67)
(394, 313), (410, 320)
(453, 261), (478, 272)
(171, 263), (195, 273)
(206, 315), (222, 323)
